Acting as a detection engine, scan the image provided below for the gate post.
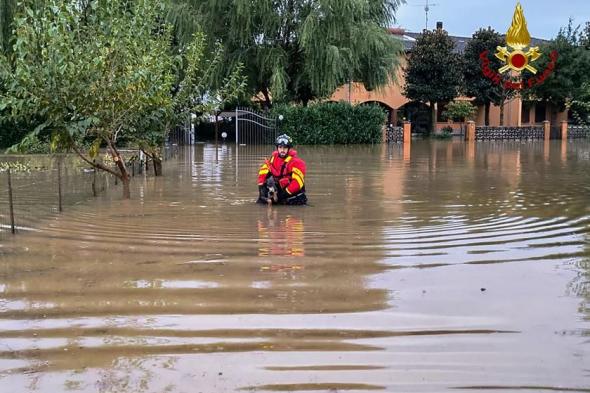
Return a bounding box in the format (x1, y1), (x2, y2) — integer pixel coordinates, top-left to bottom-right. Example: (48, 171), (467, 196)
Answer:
(403, 121), (411, 145)
(235, 108), (239, 145)
(560, 120), (568, 140)
(466, 121), (475, 141)
(543, 120), (550, 141)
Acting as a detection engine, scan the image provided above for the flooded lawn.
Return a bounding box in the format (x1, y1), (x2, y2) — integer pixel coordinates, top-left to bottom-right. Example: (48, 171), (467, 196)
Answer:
(0, 140), (589, 392)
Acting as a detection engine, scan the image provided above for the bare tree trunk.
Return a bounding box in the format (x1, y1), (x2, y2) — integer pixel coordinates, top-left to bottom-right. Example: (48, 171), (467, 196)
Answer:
(70, 141), (124, 197)
(108, 141), (131, 199)
(153, 155), (162, 176)
(141, 148), (162, 176)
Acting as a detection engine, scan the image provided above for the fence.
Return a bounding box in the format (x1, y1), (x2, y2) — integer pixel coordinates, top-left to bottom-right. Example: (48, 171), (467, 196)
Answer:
(474, 125), (545, 141)
(0, 155), (111, 238)
(385, 125), (404, 143)
(385, 122), (411, 144)
(568, 125), (590, 139)
(0, 148), (179, 239)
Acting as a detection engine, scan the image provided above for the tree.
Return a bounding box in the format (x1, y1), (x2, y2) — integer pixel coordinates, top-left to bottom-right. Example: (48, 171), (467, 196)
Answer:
(462, 28), (507, 125)
(525, 20), (590, 112)
(132, 33), (246, 176)
(569, 82), (590, 124)
(442, 100), (476, 121)
(403, 28), (463, 134)
(167, 0), (404, 106)
(0, 0), (17, 54)
(0, 0), (175, 198)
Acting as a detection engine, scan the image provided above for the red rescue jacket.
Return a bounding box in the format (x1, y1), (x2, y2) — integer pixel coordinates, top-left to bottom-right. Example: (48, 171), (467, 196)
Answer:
(257, 149), (306, 195)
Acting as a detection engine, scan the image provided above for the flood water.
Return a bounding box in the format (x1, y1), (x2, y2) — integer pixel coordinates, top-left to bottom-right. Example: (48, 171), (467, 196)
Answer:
(1, 140), (589, 393)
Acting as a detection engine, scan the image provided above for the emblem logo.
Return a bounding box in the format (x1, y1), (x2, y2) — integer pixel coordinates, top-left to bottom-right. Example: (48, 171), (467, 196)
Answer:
(479, 2), (558, 90)
(494, 2), (540, 74)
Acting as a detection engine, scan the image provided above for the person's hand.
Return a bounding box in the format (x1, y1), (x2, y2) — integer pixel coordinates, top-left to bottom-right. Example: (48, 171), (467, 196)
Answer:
(279, 177), (290, 189)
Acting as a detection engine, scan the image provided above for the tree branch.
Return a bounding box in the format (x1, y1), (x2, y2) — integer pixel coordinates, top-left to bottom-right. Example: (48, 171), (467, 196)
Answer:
(70, 143), (121, 178)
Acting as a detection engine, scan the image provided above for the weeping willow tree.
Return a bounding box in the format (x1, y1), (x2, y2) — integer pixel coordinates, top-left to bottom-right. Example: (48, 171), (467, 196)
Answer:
(167, 0), (404, 106)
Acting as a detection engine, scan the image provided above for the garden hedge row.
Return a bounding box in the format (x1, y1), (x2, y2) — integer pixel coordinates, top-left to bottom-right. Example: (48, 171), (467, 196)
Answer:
(273, 102), (386, 144)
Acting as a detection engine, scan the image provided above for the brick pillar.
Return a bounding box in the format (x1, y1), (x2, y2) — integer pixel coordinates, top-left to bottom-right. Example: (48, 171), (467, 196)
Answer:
(466, 138), (475, 161)
(543, 120), (550, 141)
(382, 125), (387, 143)
(403, 121), (411, 145)
(403, 140), (411, 161)
(466, 121), (475, 141)
(561, 120), (568, 140)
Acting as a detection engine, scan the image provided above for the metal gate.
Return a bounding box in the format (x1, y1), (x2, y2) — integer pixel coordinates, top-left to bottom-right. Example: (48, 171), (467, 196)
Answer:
(231, 107), (280, 145)
(167, 115), (194, 145)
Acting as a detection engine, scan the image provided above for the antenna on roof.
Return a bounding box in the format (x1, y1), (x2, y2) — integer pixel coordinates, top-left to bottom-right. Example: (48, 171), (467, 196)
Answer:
(410, 0), (439, 30)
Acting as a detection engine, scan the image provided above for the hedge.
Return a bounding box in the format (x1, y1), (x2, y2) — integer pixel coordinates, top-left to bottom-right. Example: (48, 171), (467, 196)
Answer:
(273, 102), (386, 144)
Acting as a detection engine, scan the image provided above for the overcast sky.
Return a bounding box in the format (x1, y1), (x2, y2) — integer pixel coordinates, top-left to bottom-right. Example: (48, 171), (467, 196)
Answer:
(395, 0), (590, 40)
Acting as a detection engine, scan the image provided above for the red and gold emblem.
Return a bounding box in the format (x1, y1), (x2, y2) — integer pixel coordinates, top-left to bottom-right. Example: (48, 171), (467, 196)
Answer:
(495, 2), (541, 74)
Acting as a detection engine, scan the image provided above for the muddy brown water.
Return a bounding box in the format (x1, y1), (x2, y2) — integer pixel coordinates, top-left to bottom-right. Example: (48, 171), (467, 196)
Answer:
(0, 140), (589, 392)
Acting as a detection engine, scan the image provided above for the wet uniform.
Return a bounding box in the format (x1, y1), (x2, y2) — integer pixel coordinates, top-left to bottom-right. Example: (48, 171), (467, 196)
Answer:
(257, 149), (307, 205)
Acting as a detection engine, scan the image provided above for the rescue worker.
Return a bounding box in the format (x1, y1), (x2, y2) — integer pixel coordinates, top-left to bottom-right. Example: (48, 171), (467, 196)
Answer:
(257, 134), (307, 205)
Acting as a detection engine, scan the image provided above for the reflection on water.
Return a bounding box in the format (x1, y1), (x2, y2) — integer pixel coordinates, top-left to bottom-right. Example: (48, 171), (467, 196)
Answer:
(258, 210), (305, 257)
(0, 140), (589, 392)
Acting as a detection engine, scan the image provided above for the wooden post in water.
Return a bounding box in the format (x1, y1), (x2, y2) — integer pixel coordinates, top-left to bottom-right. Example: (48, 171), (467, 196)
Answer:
(7, 168), (15, 234)
(57, 155), (63, 213)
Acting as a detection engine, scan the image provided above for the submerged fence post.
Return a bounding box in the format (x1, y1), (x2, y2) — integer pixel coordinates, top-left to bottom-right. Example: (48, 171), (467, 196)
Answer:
(57, 155), (63, 212)
(7, 168), (15, 234)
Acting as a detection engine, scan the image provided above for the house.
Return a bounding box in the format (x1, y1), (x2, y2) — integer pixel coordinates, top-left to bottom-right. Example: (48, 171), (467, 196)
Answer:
(329, 23), (569, 134)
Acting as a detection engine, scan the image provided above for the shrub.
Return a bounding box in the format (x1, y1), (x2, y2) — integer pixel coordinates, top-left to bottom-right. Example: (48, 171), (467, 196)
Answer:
(273, 101), (386, 144)
(433, 125), (453, 139)
(442, 100), (476, 122)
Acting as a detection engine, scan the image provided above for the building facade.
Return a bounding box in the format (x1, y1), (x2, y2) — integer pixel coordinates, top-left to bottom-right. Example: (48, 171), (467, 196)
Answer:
(329, 27), (568, 134)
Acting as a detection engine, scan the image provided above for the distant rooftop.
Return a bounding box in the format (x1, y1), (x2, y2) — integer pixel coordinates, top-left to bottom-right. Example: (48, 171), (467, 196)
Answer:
(388, 25), (549, 53)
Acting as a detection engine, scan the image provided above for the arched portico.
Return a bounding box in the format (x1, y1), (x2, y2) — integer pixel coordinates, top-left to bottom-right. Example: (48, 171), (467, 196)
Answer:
(398, 101), (431, 134)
